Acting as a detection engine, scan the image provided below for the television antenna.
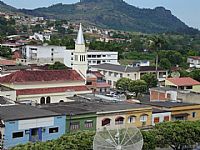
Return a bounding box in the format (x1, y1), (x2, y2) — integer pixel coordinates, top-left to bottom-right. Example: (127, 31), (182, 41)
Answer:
(93, 126), (143, 150)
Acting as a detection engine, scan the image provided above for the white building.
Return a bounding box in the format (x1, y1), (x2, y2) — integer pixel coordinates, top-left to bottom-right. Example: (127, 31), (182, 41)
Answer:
(131, 60), (150, 67)
(90, 63), (168, 88)
(87, 50), (118, 65)
(187, 56), (200, 68)
(19, 25), (119, 67)
(152, 108), (171, 126)
(21, 45), (73, 67)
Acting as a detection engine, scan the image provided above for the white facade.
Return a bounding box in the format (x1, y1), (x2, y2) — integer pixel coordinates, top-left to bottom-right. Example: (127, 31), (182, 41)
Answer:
(187, 57), (200, 68)
(73, 23), (88, 79)
(87, 51), (118, 65)
(21, 45), (73, 67)
(152, 112), (171, 126)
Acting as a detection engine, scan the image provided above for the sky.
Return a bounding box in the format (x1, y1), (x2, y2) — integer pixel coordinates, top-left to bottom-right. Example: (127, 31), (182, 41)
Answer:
(2, 0), (200, 29)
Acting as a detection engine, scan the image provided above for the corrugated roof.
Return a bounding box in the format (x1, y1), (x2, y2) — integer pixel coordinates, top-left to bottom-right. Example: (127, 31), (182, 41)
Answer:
(0, 104), (61, 121)
(91, 63), (139, 73)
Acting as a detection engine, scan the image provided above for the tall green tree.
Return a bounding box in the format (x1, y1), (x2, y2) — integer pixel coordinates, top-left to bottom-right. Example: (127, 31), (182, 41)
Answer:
(128, 80), (147, 98)
(141, 73), (158, 89)
(154, 121), (200, 150)
(116, 78), (132, 92)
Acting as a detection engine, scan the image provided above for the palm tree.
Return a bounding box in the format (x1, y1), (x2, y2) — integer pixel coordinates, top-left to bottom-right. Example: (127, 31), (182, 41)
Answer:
(148, 35), (165, 81)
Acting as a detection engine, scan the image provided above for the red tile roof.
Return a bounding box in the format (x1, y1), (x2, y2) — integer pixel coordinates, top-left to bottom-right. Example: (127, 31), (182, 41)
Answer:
(91, 71), (104, 78)
(189, 56), (200, 60)
(0, 59), (16, 66)
(166, 77), (200, 86)
(16, 86), (89, 95)
(0, 70), (84, 83)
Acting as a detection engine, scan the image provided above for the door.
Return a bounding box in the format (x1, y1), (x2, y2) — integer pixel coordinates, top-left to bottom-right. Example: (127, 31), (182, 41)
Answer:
(29, 128), (42, 142)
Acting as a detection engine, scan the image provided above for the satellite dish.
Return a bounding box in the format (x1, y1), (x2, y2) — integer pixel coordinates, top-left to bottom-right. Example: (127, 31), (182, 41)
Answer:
(93, 126), (143, 150)
(171, 71), (180, 78)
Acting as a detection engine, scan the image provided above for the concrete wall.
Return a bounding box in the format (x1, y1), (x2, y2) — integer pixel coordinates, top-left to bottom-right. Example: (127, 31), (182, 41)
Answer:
(0, 90), (16, 101)
(2, 81), (85, 90)
(178, 91), (200, 104)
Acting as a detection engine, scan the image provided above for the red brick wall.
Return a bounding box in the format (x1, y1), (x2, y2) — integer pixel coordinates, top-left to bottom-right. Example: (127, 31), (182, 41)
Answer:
(150, 91), (168, 101)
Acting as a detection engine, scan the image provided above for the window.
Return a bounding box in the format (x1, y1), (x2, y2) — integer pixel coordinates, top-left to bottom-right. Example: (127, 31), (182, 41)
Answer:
(92, 55), (96, 58)
(70, 122), (80, 130)
(75, 55), (78, 61)
(115, 116), (124, 125)
(97, 60), (101, 64)
(164, 116), (169, 122)
(12, 132), (23, 138)
(102, 118), (111, 126)
(71, 52), (74, 55)
(97, 55), (101, 58)
(120, 73), (123, 78)
(85, 120), (93, 128)
(88, 55), (91, 58)
(51, 58), (54, 61)
(114, 73), (118, 77)
(192, 112), (196, 118)
(51, 48), (54, 51)
(109, 72), (112, 76)
(103, 55), (106, 57)
(186, 86), (192, 89)
(154, 117), (160, 123)
(140, 115), (148, 122)
(46, 96), (51, 104)
(107, 55), (111, 57)
(127, 74), (130, 77)
(108, 80), (112, 85)
(128, 116), (136, 123)
(49, 127), (59, 133)
(40, 97), (45, 104)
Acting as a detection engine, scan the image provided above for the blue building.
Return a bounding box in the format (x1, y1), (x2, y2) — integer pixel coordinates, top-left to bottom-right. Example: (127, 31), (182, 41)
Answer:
(0, 104), (66, 148)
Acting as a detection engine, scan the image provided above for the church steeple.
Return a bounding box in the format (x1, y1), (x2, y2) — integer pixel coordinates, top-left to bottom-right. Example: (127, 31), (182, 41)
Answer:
(76, 23), (85, 45)
(73, 23), (88, 79)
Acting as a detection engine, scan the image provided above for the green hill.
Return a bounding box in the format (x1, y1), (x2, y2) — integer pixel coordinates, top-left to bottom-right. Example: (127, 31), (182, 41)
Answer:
(20, 0), (199, 34)
(0, 1), (19, 13)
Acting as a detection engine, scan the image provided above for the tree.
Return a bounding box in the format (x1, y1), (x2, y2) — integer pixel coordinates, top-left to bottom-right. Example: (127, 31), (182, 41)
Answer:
(189, 69), (200, 82)
(48, 62), (68, 70)
(116, 78), (132, 92)
(141, 73), (158, 89)
(142, 130), (156, 150)
(128, 80), (147, 98)
(154, 121), (200, 150)
(0, 46), (12, 58)
(159, 58), (171, 70)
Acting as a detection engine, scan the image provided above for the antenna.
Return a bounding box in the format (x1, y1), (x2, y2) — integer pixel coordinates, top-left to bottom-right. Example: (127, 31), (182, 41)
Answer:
(93, 126), (143, 150)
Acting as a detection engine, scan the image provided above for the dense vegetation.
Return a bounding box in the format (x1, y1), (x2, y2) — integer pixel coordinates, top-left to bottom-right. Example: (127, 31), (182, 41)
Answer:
(0, 17), (16, 36)
(20, 0), (199, 34)
(11, 121), (200, 150)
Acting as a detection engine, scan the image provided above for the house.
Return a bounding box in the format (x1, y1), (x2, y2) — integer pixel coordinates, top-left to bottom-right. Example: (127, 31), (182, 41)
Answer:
(0, 70), (91, 104)
(87, 50), (119, 65)
(152, 108), (171, 126)
(187, 56), (200, 68)
(90, 63), (168, 88)
(165, 77), (200, 93)
(142, 101), (200, 122)
(150, 87), (200, 104)
(86, 71), (110, 93)
(0, 104), (66, 148)
(131, 60), (150, 67)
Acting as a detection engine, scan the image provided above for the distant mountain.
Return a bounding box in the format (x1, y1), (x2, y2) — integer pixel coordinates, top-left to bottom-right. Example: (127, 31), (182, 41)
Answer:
(0, 1), (19, 13)
(1, 0), (199, 34)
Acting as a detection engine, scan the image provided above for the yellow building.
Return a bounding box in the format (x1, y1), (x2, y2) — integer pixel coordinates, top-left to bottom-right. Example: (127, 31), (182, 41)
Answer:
(96, 102), (152, 131)
(165, 77), (200, 93)
(143, 101), (200, 121)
